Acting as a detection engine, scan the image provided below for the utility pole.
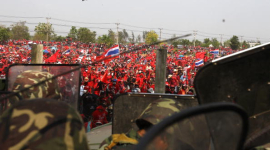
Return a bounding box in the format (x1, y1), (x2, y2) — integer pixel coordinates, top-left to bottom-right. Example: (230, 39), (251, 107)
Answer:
(193, 30), (197, 47)
(115, 23), (120, 45)
(219, 34), (223, 46)
(158, 28), (163, 41)
(46, 17), (51, 46)
(31, 44), (43, 64)
(240, 36), (243, 49)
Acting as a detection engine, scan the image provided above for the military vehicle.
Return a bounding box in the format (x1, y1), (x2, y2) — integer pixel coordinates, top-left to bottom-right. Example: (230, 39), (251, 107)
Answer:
(0, 42), (270, 150)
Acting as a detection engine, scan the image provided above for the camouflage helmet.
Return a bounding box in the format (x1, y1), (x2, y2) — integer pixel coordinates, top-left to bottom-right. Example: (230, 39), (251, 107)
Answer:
(0, 98), (89, 150)
(10, 70), (61, 104)
(135, 98), (183, 130)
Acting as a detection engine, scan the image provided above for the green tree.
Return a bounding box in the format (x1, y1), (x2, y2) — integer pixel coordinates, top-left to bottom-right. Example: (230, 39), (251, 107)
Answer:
(131, 32), (135, 43)
(34, 23), (54, 41)
(142, 31), (148, 42)
(202, 38), (211, 47)
(136, 34), (141, 43)
(0, 26), (11, 42)
(179, 39), (190, 46)
(194, 40), (202, 46)
(123, 29), (129, 42)
(53, 35), (66, 42)
(68, 26), (78, 41)
(211, 38), (220, 49)
(97, 34), (114, 47)
(108, 29), (116, 44)
(241, 40), (250, 49)
(145, 30), (158, 44)
(224, 40), (231, 48)
(77, 27), (96, 43)
(230, 35), (240, 50)
(11, 21), (30, 40)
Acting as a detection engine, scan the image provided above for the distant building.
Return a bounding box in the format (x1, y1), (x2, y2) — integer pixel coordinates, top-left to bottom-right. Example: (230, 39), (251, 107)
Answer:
(248, 41), (260, 47)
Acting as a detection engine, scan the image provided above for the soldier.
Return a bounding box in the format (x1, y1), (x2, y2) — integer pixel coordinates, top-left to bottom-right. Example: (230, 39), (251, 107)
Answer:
(0, 99), (89, 150)
(98, 98), (184, 150)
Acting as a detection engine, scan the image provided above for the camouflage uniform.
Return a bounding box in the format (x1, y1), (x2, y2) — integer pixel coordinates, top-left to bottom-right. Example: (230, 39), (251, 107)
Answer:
(99, 98), (183, 150)
(0, 99), (89, 150)
(10, 70), (61, 104)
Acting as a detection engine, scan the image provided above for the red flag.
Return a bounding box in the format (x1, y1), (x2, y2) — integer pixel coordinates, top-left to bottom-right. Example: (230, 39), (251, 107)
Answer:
(195, 52), (206, 60)
(101, 71), (108, 83)
(45, 50), (59, 63)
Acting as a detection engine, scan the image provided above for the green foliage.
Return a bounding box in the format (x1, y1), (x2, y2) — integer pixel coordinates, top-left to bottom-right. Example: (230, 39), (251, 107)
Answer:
(211, 38), (220, 49)
(241, 40), (250, 49)
(201, 38), (211, 47)
(136, 34), (141, 43)
(68, 26), (78, 41)
(142, 31), (148, 42)
(194, 40), (202, 46)
(77, 27), (96, 43)
(230, 35), (240, 50)
(0, 26), (11, 42)
(145, 30), (158, 44)
(34, 23), (54, 41)
(11, 21), (30, 40)
(108, 29), (116, 44)
(223, 40), (231, 48)
(97, 34), (114, 47)
(53, 35), (66, 42)
(179, 39), (190, 46)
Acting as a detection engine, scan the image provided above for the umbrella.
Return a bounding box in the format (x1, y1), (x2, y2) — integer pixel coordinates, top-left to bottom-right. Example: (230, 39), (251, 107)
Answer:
(43, 50), (49, 53)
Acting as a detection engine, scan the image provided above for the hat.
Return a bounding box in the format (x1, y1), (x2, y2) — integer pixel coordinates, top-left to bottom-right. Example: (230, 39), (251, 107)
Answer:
(84, 77), (89, 82)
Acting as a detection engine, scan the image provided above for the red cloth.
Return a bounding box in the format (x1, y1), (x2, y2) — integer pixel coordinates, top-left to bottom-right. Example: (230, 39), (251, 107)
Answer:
(45, 50), (59, 63)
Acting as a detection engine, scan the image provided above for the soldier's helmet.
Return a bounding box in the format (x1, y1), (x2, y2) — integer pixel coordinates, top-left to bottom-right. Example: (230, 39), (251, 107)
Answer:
(135, 98), (183, 130)
(0, 99), (89, 150)
(136, 99), (210, 150)
(10, 70), (61, 104)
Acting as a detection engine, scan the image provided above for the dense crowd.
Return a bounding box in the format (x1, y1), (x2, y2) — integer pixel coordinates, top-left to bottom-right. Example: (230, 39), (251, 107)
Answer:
(0, 39), (241, 129)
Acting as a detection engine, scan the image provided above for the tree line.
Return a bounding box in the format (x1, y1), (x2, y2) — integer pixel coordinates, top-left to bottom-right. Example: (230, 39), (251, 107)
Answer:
(0, 21), (254, 50)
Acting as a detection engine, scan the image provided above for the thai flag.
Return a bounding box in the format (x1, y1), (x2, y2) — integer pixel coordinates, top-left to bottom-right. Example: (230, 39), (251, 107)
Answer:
(210, 49), (219, 55)
(195, 59), (204, 67)
(63, 49), (71, 55)
(104, 45), (119, 57)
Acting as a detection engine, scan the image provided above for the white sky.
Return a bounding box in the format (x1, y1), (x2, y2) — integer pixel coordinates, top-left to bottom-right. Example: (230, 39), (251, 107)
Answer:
(0, 0), (270, 43)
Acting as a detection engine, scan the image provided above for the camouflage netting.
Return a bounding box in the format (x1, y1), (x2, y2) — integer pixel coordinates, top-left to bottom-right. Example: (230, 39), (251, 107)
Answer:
(9, 70), (61, 104)
(0, 99), (89, 150)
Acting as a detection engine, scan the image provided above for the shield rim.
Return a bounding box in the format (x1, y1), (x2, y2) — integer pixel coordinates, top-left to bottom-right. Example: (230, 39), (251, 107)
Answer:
(4, 64), (82, 111)
(134, 102), (249, 150)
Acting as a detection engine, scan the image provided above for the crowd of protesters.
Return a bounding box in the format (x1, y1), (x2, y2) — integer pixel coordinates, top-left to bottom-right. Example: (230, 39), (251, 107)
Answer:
(0, 39), (241, 129)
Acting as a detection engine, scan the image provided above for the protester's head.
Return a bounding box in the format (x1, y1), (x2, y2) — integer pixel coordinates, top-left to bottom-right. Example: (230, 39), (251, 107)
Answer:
(97, 105), (104, 112)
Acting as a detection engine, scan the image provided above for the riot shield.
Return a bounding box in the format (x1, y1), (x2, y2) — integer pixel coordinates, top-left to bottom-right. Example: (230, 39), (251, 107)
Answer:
(134, 103), (248, 150)
(194, 42), (270, 149)
(0, 64), (81, 114)
(113, 93), (198, 134)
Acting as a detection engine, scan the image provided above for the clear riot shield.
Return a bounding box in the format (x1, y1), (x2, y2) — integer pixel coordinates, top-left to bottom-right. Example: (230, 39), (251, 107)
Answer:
(0, 64), (81, 114)
(194, 42), (270, 149)
(112, 94), (198, 134)
(134, 103), (249, 150)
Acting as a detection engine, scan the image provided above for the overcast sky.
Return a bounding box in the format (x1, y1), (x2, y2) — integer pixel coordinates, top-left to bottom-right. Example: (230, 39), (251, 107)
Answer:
(0, 0), (269, 43)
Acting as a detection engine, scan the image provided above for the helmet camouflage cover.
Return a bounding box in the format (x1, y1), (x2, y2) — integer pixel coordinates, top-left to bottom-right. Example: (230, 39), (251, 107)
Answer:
(0, 99), (89, 150)
(136, 98), (183, 128)
(136, 98), (210, 150)
(10, 70), (61, 104)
